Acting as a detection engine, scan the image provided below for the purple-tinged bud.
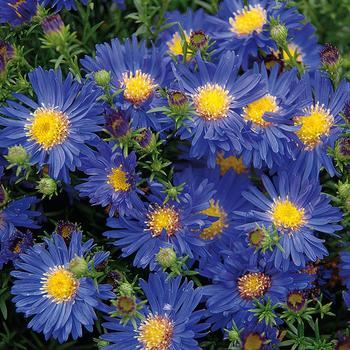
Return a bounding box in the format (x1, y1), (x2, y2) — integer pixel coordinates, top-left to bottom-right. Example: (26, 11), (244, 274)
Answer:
(189, 30), (208, 50)
(135, 129), (152, 149)
(287, 290), (306, 312)
(168, 90), (188, 107)
(0, 41), (14, 74)
(115, 296), (136, 316)
(106, 271), (123, 288)
(55, 220), (81, 241)
(41, 14), (64, 35)
(320, 43), (340, 66)
(335, 138), (350, 163)
(104, 107), (130, 138)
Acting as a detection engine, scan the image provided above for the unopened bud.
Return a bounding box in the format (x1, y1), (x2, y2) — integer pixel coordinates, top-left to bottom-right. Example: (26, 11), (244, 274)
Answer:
(94, 70), (111, 87)
(69, 256), (88, 278)
(156, 247), (177, 268)
(36, 176), (57, 198)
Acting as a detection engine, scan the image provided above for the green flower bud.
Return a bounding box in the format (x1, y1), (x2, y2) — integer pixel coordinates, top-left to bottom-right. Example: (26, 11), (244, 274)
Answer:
(118, 282), (134, 296)
(36, 176), (57, 198)
(228, 328), (240, 342)
(96, 339), (110, 348)
(339, 183), (350, 201)
(69, 256), (88, 278)
(156, 247), (177, 269)
(94, 70), (111, 87)
(270, 23), (288, 46)
(5, 145), (30, 166)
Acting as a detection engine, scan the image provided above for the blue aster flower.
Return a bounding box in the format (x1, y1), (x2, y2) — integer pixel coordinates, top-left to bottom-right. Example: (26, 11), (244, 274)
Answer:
(104, 169), (216, 269)
(0, 0), (37, 27)
(239, 63), (306, 169)
(0, 230), (33, 266)
(161, 9), (214, 60)
(173, 51), (265, 167)
(76, 141), (143, 217)
(39, 0), (86, 10)
(0, 68), (104, 183)
(100, 272), (208, 350)
(291, 72), (348, 177)
(81, 36), (171, 131)
(11, 232), (114, 343)
(207, 0), (304, 69)
(201, 247), (310, 328)
(235, 170), (342, 270)
(0, 196), (40, 241)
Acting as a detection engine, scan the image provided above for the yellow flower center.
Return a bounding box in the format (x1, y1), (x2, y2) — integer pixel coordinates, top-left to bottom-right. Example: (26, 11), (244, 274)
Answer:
(243, 333), (264, 350)
(294, 104), (334, 150)
(137, 315), (174, 350)
(243, 95), (278, 128)
(26, 107), (69, 150)
(167, 31), (191, 60)
(146, 205), (180, 237)
(229, 5), (267, 37)
(200, 199), (228, 240)
(193, 83), (232, 120)
(248, 229), (265, 247)
(282, 44), (303, 63)
(271, 199), (305, 231)
(237, 272), (271, 299)
(216, 153), (247, 175)
(42, 266), (79, 303)
(107, 166), (130, 192)
(121, 70), (156, 105)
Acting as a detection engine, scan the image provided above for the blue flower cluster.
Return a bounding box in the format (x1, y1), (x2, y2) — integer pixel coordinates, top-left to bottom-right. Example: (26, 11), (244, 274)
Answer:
(0, 0), (349, 348)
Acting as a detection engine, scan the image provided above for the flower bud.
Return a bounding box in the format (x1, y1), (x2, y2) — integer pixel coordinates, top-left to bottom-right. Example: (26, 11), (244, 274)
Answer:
(42, 14), (64, 35)
(270, 23), (288, 46)
(338, 182), (350, 200)
(94, 70), (111, 87)
(228, 328), (240, 342)
(69, 256), (88, 278)
(107, 270), (123, 288)
(156, 247), (177, 269)
(335, 138), (350, 162)
(168, 90), (188, 107)
(56, 220), (80, 241)
(287, 290), (306, 312)
(0, 41), (14, 75)
(104, 107), (129, 138)
(5, 145), (30, 166)
(36, 176), (57, 198)
(118, 282), (134, 296)
(116, 295), (136, 316)
(135, 129), (153, 149)
(320, 43), (340, 66)
(189, 30), (208, 50)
